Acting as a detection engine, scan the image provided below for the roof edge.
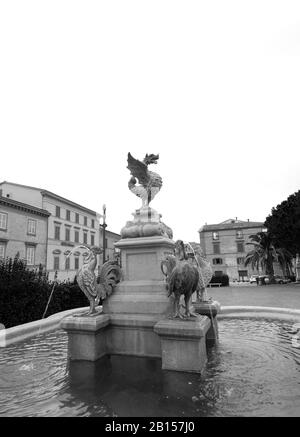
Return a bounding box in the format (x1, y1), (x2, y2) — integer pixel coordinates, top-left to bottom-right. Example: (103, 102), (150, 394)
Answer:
(0, 196), (51, 217)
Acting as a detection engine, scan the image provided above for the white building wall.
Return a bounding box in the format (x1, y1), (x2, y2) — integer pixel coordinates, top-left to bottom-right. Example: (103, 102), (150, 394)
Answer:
(0, 183), (43, 208)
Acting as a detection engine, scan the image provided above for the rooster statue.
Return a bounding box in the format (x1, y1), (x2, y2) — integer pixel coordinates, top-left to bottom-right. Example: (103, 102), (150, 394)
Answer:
(185, 243), (213, 302)
(127, 152), (162, 207)
(76, 246), (122, 316)
(161, 240), (199, 319)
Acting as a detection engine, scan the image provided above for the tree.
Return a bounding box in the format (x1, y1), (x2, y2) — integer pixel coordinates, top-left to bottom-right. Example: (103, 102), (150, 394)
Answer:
(245, 232), (293, 283)
(264, 190), (300, 257)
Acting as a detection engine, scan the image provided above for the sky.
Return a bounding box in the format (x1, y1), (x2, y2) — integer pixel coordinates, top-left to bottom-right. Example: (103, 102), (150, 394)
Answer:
(1, 1), (300, 242)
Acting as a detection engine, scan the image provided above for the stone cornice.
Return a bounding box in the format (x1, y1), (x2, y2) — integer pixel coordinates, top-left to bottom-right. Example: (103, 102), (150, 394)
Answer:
(41, 190), (100, 217)
(0, 196), (50, 218)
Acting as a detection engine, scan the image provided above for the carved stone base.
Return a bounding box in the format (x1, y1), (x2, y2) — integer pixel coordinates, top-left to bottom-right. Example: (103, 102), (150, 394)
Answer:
(121, 206), (173, 239)
(61, 313), (162, 361)
(193, 300), (221, 344)
(61, 311), (211, 375)
(61, 314), (110, 361)
(154, 316), (211, 373)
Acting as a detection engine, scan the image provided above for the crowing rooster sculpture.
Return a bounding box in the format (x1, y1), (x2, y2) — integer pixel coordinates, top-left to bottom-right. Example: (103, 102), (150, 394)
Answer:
(185, 243), (213, 302)
(161, 240), (199, 319)
(127, 152), (162, 207)
(76, 246), (122, 316)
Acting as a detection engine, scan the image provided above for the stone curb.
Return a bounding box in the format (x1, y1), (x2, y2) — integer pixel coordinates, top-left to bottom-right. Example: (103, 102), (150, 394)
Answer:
(0, 306), (91, 347)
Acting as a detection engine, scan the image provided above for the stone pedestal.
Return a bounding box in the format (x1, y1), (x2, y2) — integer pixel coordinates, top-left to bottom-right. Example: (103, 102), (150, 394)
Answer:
(60, 314), (110, 361)
(120, 206), (173, 239)
(193, 300), (221, 344)
(154, 316), (211, 373)
(103, 236), (175, 316)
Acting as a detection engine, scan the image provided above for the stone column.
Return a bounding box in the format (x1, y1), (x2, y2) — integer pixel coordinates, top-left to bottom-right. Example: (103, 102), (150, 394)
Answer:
(101, 235), (175, 358)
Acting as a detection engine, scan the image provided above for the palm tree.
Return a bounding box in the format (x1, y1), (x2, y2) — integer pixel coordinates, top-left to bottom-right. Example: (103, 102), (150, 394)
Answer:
(245, 232), (293, 283)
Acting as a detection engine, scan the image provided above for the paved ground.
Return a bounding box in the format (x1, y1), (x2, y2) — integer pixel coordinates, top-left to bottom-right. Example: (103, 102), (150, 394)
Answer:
(205, 283), (300, 309)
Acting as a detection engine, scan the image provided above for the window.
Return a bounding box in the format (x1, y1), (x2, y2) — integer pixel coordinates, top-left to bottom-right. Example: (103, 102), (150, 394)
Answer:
(212, 231), (219, 240)
(213, 242), (220, 254)
(74, 230), (79, 243)
(54, 226), (60, 240)
(84, 216), (87, 226)
(83, 232), (87, 244)
(56, 206), (60, 218)
(237, 242), (244, 253)
(65, 228), (70, 241)
(74, 257), (79, 270)
(27, 219), (36, 235)
(91, 219), (95, 229)
(65, 257), (70, 270)
(236, 230), (243, 239)
(75, 213), (79, 224)
(26, 246), (35, 265)
(213, 258), (223, 265)
(238, 270), (248, 281)
(91, 234), (95, 246)
(54, 256), (60, 271)
(0, 212), (8, 230)
(66, 210), (70, 221)
(214, 270), (223, 276)
(237, 257), (245, 265)
(0, 243), (6, 258)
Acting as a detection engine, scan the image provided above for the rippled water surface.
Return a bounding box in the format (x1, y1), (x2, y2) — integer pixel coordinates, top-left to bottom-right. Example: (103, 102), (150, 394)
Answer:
(0, 318), (300, 416)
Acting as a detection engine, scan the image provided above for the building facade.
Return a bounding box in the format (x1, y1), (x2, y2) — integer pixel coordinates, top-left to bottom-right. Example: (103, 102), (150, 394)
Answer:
(199, 218), (265, 282)
(0, 182), (102, 281)
(99, 228), (121, 263)
(0, 196), (50, 268)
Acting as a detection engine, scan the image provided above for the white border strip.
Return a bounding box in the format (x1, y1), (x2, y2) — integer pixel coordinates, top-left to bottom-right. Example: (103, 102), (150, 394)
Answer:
(0, 306), (90, 347)
(219, 306), (300, 321)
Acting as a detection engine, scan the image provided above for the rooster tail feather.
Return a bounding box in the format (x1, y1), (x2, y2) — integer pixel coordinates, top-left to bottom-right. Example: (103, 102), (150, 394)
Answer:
(98, 261), (122, 300)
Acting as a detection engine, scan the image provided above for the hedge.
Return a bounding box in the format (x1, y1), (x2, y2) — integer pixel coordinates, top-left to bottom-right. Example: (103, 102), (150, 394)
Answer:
(0, 255), (88, 329)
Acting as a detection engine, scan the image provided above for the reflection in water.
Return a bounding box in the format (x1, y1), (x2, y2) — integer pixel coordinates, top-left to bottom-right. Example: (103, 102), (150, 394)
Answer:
(0, 318), (300, 416)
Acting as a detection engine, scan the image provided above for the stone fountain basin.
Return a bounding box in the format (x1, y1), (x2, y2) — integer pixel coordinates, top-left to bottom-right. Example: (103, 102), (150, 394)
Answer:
(2, 305), (300, 348)
(1, 308), (300, 417)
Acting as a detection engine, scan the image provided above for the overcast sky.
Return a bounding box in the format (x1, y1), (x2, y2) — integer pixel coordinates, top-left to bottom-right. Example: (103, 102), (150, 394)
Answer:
(1, 1), (300, 242)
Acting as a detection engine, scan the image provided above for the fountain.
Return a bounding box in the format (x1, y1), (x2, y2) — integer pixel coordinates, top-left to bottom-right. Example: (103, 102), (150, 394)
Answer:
(60, 153), (220, 373)
(2, 153), (300, 416)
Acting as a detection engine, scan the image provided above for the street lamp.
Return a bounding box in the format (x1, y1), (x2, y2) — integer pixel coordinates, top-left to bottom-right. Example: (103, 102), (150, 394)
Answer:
(100, 204), (107, 264)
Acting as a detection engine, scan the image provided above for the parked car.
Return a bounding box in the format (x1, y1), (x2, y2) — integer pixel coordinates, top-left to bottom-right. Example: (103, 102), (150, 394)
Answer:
(273, 275), (291, 284)
(249, 275), (259, 284)
(258, 275), (291, 284)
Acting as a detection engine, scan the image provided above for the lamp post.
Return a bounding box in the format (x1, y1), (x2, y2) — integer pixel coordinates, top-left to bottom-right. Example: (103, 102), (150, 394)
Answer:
(100, 204), (107, 264)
